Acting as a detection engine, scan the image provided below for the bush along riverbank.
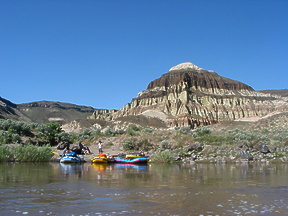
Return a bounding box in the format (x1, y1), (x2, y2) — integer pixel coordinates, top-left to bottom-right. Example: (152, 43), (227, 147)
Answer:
(149, 127), (288, 163)
(151, 142), (288, 164)
(0, 145), (54, 162)
(1, 118), (288, 163)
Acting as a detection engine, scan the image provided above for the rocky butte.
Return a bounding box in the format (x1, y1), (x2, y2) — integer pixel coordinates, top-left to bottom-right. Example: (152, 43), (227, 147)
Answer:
(88, 62), (288, 129)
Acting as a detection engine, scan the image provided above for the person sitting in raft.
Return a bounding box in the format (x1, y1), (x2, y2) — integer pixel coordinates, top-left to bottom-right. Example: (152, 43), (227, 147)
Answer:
(82, 145), (92, 154)
(63, 145), (71, 154)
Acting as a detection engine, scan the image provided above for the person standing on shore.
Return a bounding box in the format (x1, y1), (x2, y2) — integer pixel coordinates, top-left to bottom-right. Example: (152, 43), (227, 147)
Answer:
(98, 140), (103, 154)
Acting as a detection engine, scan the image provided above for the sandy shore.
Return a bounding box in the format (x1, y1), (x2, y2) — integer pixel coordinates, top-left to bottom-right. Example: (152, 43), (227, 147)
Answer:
(51, 138), (124, 162)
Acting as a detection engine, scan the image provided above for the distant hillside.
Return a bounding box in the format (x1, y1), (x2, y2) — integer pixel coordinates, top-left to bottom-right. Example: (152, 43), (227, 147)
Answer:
(0, 97), (107, 125)
(17, 101), (100, 124)
(0, 97), (30, 122)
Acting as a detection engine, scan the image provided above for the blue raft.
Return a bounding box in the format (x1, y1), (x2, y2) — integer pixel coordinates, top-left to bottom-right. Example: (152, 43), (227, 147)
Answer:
(59, 152), (85, 163)
(114, 156), (148, 164)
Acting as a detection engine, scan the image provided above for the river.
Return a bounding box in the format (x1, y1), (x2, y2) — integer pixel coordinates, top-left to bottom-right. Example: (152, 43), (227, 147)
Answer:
(0, 162), (287, 216)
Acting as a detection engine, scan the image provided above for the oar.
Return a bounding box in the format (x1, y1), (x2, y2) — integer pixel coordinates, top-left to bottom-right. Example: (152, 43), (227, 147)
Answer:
(52, 151), (60, 155)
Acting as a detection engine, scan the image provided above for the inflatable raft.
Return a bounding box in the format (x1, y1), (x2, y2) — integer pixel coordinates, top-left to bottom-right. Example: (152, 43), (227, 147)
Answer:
(91, 154), (115, 163)
(59, 152), (85, 163)
(115, 156), (148, 164)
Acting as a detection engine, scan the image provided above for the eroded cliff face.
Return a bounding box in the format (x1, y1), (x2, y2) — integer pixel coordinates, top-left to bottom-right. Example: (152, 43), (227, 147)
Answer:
(89, 62), (288, 128)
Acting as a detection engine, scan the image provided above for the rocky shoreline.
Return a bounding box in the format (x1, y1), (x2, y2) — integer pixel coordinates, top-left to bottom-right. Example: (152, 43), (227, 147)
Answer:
(51, 140), (288, 164)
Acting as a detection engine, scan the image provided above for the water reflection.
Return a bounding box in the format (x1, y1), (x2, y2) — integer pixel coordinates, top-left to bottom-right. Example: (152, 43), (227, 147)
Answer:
(90, 163), (149, 172)
(59, 163), (85, 178)
(91, 163), (114, 172)
(0, 162), (287, 215)
(0, 163), (54, 185)
(114, 163), (148, 171)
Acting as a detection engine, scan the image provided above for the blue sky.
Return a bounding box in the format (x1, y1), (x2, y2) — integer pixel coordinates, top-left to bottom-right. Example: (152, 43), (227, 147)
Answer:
(1, 0), (287, 109)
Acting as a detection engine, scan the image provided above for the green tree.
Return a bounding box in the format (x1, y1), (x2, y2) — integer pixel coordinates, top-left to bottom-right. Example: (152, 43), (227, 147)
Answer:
(38, 122), (63, 146)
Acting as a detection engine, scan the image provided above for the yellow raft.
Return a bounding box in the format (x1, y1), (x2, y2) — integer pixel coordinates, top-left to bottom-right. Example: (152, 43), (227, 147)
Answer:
(91, 154), (115, 163)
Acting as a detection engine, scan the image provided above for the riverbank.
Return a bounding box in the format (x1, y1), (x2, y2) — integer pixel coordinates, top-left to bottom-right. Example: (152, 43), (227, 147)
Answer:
(2, 113), (288, 164)
(51, 136), (288, 164)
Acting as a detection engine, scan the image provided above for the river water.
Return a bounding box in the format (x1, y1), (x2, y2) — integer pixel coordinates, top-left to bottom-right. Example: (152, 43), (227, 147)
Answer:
(0, 162), (287, 216)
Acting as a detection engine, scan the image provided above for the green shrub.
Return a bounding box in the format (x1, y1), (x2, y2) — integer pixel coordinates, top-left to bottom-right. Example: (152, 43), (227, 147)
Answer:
(272, 131), (288, 142)
(106, 142), (114, 147)
(177, 148), (190, 157)
(115, 129), (125, 135)
(196, 134), (234, 145)
(128, 124), (141, 131)
(57, 132), (73, 143)
(0, 145), (54, 162)
(102, 128), (125, 136)
(150, 150), (175, 163)
(0, 130), (21, 144)
(178, 126), (191, 134)
(0, 145), (13, 161)
(37, 122), (63, 145)
(122, 139), (135, 151)
(122, 138), (153, 151)
(142, 127), (154, 133)
(103, 128), (114, 136)
(192, 126), (212, 137)
(228, 129), (270, 147)
(126, 129), (136, 136)
(160, 140), (171, 149)
(91, 129), (103, 136)
(0, 119), (33, 136)
(261, 129), (269, 134)
(137, 139), (153, 151)
(77, 128), (95, 141)
(176, 141), (184, 148)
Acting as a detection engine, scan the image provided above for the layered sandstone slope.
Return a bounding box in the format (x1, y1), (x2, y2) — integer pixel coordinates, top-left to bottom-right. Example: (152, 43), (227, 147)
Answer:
(89, 62), (287, 128)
